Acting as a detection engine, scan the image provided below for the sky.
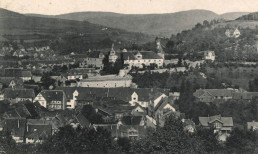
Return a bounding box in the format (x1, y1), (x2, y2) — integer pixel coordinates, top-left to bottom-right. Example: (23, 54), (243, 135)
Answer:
(0, 0), (257, 15)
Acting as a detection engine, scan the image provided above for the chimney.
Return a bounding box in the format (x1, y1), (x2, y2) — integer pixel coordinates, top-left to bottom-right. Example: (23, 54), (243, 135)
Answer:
(27, 124), (29, 132)
(18, 119), (20, 128)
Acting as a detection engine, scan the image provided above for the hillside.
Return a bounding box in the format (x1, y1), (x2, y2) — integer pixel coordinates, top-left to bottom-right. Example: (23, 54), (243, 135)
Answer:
(220, 12), (250, 21)
(236, 12), (258, 20)
(0, 8), (153, 45)
(28, 10), (249, 37)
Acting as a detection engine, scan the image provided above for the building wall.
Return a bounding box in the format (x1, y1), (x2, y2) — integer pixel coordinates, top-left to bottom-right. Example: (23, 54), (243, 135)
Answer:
(78, 79), (132, 88)
(86, 58), (104, 69)
(124, 59), (164, 68)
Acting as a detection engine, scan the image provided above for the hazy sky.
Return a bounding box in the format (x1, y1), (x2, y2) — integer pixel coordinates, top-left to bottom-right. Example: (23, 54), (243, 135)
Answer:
(0, 0), (257, 15)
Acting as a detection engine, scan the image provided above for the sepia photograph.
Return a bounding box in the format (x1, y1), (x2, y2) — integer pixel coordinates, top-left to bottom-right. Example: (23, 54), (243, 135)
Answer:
(0, 0), (258, 153)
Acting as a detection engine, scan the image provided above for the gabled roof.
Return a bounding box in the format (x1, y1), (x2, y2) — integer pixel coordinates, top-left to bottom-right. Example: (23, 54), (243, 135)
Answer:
(199, 115), (233, 127)
(56, 87), (169, 102)
(26, 124), (52, 140)
(4, 88), (35, 99)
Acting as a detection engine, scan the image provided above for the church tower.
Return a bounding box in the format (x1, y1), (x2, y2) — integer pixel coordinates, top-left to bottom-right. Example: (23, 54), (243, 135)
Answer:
(109, 44), (118, 63)
(156, 39), (165, 59)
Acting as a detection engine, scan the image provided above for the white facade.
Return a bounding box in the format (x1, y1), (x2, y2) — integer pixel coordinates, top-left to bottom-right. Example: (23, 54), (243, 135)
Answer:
(66, 90), (78, 109)
(77, 75), (132, 88)
(67, 75), (83, 80)
(124, 58), (164, 68)
(33, 93), (47, 108)
(129, 92), (149, 107)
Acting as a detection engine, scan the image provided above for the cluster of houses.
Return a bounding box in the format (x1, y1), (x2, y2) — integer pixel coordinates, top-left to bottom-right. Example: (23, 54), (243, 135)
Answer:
(0, 43), (52, 58)
(1, 40), (240, 146)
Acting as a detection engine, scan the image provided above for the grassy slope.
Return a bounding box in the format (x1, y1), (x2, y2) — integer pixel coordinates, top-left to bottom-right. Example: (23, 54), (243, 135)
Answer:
(0, 8), (154, 44)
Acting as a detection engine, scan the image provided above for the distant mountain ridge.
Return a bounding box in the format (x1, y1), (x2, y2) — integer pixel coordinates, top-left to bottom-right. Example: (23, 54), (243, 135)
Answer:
(27, 10), (249, 37)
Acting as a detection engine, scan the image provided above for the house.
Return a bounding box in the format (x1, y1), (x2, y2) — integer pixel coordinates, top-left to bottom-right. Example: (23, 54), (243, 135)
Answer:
(3, 118), (27, 143)
(70, 112), (90, 128)
(123, 51), (164, 69)
(164, 59), (179, 66)
(4, 88), (35, 104)
(0, 68), (32, 81)
(151, 96), (176, 126)
(77, 71), (133, 88)
(131, 105), (147, 116)
(25, 119), (52, 144)
(96, 100), (135, 122)
(33, 90), (66, 110)
(13, 50), (27, 57)
(204, 51), (215, 62)
(85, 51), (105, 69)
(225, 28), (240, 38)
(247, 120), (258, 131)
(182, 119), (195, 133)
(193, 89), (234, 103)
(199, 115), (233, 141)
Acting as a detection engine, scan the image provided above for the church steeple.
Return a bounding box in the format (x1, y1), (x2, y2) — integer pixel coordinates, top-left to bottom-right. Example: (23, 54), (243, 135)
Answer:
(109, 43), (118, 63)
(156, 39), (165, 59)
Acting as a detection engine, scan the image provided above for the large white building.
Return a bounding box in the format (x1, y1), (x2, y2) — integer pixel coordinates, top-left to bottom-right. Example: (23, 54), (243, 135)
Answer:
(123, 51), (164, 69)
(77, 70), (132, 88)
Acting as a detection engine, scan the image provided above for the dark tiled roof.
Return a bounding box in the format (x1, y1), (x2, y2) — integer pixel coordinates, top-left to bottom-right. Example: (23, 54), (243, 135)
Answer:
(56, 87), (169, 102)
(40, 90), (64, 102)
(26, 124), (52, 140)
(87, 51), (104, 58)
(75, 112), (90, 128)
(4, 88), (35, 99)
(3, 118), (27, 137)
(193, 89), (234, 98)
(122, 51), (162, 60)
